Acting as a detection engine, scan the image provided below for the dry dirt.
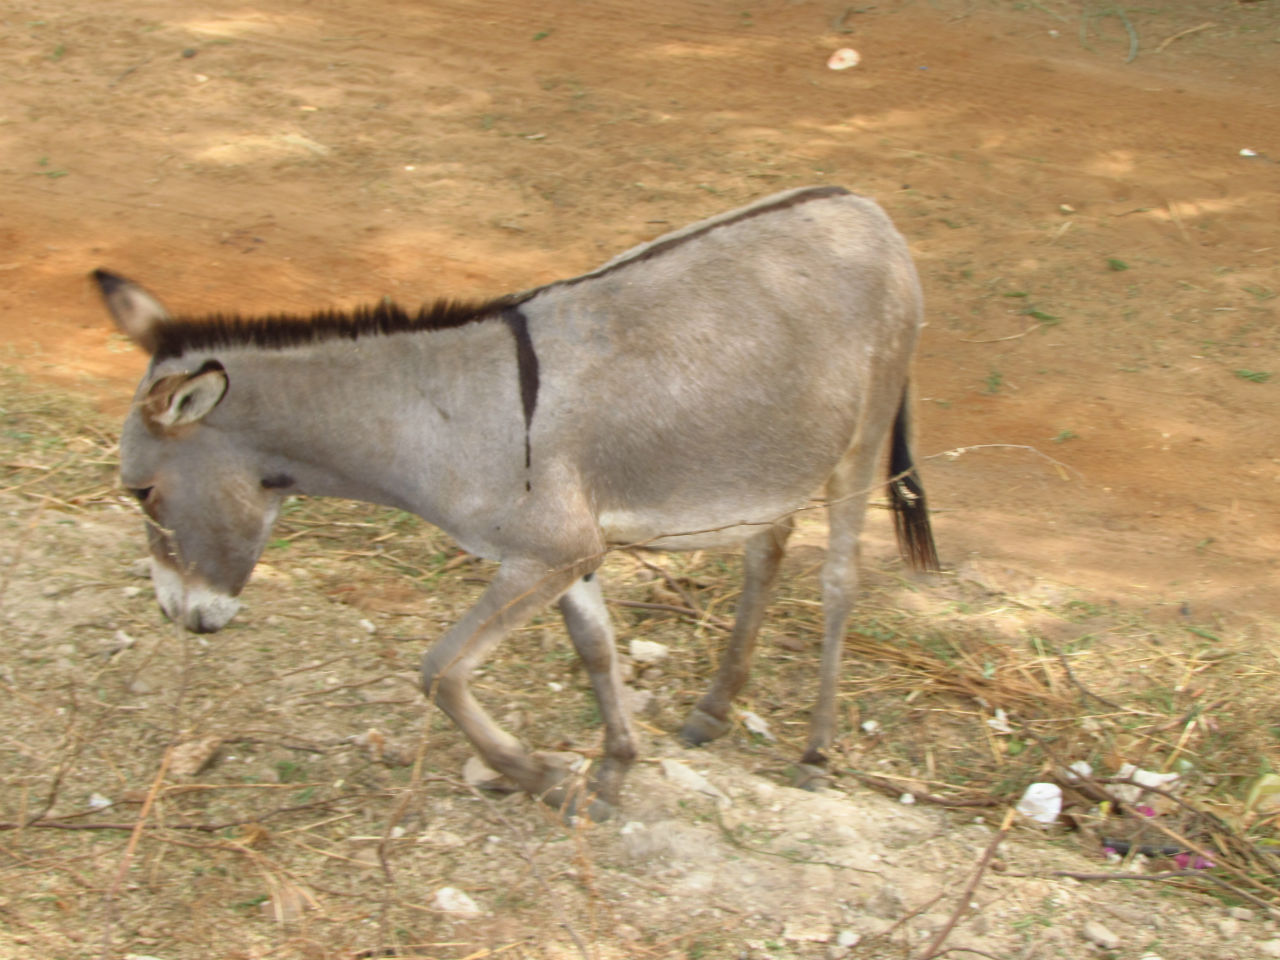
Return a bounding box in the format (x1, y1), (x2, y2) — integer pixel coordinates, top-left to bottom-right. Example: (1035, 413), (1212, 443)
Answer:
(2, 1), (1279, 958)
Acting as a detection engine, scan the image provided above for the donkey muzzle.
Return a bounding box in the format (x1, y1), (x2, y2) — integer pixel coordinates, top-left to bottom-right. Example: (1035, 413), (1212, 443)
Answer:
(150, 559), (242, 633)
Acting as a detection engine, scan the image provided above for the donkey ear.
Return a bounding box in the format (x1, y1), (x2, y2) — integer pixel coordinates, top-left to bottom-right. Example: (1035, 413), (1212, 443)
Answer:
(146, 363), (228, 429)
(92, 269), (171, 355)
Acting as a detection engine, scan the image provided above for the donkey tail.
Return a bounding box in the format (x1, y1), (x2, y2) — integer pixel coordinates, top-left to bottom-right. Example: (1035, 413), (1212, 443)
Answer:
(888, 388), (940, 572)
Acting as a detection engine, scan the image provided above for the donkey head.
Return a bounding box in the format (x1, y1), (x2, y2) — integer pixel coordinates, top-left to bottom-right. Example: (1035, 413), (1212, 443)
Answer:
(94, 271), (282, 633)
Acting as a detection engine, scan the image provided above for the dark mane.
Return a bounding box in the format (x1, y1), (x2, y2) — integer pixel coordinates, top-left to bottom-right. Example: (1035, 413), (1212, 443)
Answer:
(151, 292), (533, 362)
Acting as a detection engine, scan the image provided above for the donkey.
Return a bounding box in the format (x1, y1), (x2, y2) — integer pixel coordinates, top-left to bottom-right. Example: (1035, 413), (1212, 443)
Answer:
(95, 185), (938, 816)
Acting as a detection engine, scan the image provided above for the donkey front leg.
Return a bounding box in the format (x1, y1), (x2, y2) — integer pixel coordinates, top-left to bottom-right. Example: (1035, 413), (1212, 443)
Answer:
(421, 557), (603, 813)
(557, 572), (637, 806)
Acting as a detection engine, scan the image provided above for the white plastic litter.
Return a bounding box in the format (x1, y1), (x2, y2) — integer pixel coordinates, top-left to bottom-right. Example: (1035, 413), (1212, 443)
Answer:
(1113, 763), (1179, 803)
(1016, 782), (1062, 824)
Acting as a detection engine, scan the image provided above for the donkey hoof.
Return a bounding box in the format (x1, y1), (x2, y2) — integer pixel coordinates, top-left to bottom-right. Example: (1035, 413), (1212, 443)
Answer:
(678, 708), (731, 746)
(791, 762), (832, 792)
(540, 783), (615, 823)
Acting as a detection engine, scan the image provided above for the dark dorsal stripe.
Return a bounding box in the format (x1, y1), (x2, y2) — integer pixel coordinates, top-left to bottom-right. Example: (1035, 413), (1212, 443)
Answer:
(149, 186), (851, 361)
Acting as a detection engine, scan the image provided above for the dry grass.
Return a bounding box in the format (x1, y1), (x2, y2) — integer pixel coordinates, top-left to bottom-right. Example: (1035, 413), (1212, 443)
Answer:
(2, 367), (1279, 959)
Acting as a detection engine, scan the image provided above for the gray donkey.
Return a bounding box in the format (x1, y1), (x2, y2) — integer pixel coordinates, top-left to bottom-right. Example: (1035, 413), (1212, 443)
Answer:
(95, 185), (938, 816)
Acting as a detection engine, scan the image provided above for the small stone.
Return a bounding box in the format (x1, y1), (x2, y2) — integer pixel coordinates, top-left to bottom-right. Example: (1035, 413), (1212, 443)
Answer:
(358, 618), (376, 634)
(623, 687), (654, 715)
(1227, 906), (1254, 921)
(660, 758), (730, 806)
(1215, 917), (1240, 940)
(169, 736), (222, 777)
(433, 886), (480, 915)
(88, 792), (113, 810)
(1081, 919), (1121, 950)
(836, 930), (861, 948)
(1259, 939), (1280, 959)
(629, 639), (669, 663)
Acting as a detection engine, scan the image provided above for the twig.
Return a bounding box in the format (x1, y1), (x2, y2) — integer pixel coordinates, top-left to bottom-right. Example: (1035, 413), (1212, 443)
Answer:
(927, 443), (1084, 482)
(918, 807), (1015, 959)
(1055, 869), (1280, 917)
(841, 768), (1000, 808)
(98, 743), (175, 960)
(957, 323), (1042, 344)
(606, 597), (731, 630)
(1058, 652), (1127, 711)
(1156, 21), (1214, 53)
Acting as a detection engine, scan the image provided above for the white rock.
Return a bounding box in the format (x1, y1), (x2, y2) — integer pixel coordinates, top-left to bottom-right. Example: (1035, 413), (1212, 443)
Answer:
(836, 930), (861, 948)
(1215, 917), (1240, 940)
(629, 639), (669, 663)
(1227, 906), (1254, 921)
(1082, 919), (1121, 950)
(827, 48), (861, 70)
(1259, 939), (1280, 958)
(88, 792), (113, 810)
(358, 618), (376, 634)
(660, 758), (730, 806)
(739, 710), (776, 741)
(433, 886), (480, 915)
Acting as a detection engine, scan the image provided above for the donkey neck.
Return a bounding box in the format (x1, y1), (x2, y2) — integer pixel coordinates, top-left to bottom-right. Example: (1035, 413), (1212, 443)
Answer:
(187, 316), (529, 527)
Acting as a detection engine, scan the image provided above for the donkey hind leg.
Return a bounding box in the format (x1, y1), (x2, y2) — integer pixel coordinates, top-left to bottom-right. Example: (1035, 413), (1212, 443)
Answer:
(557, 572), (638, 811)
(680, 517), (795, 746)
(421, 557), (603, 813)
(799, 442), (881, 779)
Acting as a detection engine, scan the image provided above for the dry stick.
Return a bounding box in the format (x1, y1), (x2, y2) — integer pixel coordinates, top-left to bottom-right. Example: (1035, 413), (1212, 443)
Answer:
(1156, 20), (1215, 53)
(917, 807), (1015, 960)
(605, 596), (731, 630)
(957, 323), (1043, 344)
(1057, 652), (1127, 712)
(98, 743), (175, 960)
(1057, 869), (1279, 918)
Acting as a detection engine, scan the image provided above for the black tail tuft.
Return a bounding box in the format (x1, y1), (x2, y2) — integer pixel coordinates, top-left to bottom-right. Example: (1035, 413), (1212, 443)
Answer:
(888, 390), (940, 572)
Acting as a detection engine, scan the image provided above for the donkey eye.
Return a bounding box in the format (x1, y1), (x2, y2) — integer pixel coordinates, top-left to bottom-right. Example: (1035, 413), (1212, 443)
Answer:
(128, 486), (153, 504)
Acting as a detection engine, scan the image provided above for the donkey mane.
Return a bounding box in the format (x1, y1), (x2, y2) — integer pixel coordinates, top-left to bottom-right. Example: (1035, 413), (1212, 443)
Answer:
(151, 185), (852, 361)
(151, 293), (531, 361)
